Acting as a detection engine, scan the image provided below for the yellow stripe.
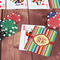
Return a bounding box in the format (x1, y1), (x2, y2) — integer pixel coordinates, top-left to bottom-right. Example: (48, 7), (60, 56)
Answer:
(45, 29), (50, 36)
(38, 46), (43, 54)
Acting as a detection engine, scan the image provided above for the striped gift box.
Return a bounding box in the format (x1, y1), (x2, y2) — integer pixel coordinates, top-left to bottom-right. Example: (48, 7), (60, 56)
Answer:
(24, 26), (57, 57)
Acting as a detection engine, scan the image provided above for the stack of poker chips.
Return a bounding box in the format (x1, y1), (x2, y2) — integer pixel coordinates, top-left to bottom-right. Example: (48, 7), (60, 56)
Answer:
(32, 0), (44, 5)
(10, 0), (24, 6)
(0, 13), (21, 40)
(49, 0), (60, 8)
(0, 20), (6, 40)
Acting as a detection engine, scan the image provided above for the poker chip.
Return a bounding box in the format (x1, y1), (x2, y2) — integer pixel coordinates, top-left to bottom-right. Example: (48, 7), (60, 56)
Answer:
(0, 20), (2, 29)
(47, 12), (57, 19)
(0, 30), (6, 40)
(1, 19), (18, 36)
(0, 20), (2, 24)
(47, 13), (60, 29)
(3, 13), (21, 24)
(0, 20), (6, 40)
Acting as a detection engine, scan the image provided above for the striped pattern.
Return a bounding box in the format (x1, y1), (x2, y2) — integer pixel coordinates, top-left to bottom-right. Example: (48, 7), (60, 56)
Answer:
(24, 26), (57, 57)
(49, 0), (60, 8)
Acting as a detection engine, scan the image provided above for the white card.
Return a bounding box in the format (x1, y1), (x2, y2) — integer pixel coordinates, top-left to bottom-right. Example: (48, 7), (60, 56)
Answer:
(0, 0), (5, 9)
(7, 0), (27, 9)
(28, 0), (50, 9)
(19, 24), (45, 51)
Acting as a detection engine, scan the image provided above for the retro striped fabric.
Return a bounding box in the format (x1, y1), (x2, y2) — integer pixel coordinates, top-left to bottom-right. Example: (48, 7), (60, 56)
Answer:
(49, 0), (60, 8)
(24, 26), (57, 57)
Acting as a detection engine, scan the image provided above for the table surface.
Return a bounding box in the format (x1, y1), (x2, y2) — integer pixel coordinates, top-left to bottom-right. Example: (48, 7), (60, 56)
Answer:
(0, 9), (60, 60)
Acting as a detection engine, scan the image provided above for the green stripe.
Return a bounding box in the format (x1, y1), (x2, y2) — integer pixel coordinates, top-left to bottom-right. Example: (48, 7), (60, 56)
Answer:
(29, 42), (35, 51)
(46, 45), (52, 56)
(48, 45), (53, 56)
(53, 32), (57, 42)
(50, 31), (56, 42)
(35, 27), (42, 35)
(53, 0), (58, 8)
(28, 27), (42, 51)
(44, 44), (51, 56)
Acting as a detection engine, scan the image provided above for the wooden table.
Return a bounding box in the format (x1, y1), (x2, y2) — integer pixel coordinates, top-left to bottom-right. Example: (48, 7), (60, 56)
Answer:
(0, 9), (60, 60)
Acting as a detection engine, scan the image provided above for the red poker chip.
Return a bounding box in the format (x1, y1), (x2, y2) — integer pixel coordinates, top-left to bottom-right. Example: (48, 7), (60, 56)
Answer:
(3, 17), (7, 20)
(47, 13), (60, 29)
(3, 13), (21, 24)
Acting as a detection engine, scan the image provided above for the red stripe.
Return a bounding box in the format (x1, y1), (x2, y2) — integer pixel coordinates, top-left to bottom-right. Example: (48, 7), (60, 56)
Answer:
(49, 0), (52, 8)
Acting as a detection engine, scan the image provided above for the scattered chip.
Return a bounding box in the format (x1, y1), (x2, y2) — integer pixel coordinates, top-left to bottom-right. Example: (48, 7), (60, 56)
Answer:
(0, 30), (6, 40)
(47, 13), (60, 29)
(0, 20), (2, 30)
(0, 20), (2, 24)
(3, 13), (21, 24)
(47, 12), (57, 19)
(1, 19), (18, 36)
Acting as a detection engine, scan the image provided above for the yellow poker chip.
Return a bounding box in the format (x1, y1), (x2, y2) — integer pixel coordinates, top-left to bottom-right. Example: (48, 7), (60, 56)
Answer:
(1, 19), (18, 36)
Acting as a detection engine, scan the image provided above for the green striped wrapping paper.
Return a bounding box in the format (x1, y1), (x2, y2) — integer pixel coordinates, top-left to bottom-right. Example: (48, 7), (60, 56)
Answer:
(24, 26), (57, 57)
(53, 0), (58, 8)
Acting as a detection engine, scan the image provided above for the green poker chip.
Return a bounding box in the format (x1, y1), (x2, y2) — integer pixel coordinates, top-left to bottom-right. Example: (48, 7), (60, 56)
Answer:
(1, 19), (18, 36)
